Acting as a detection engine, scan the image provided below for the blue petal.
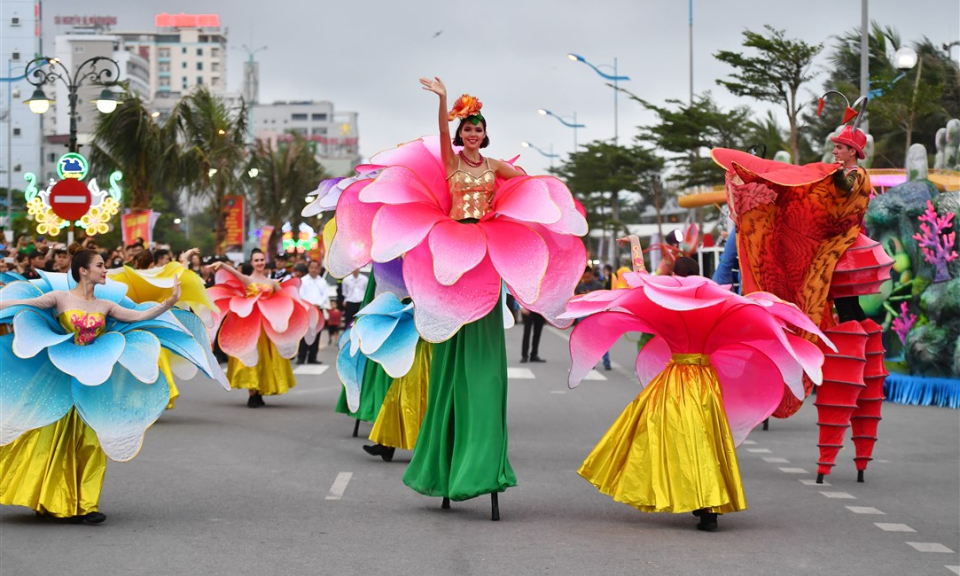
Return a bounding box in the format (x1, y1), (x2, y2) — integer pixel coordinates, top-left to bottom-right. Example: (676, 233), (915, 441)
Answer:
(0, 271), (26, 284)
(35, 270), (72, 292)
(356, 292), (405, 318)
(114, 308), (185, 334)
(348, 325), (361, 356)
(149, 327), (214, 378)
(171, 309), (229, 389)
(48, 332), (125, 386)
(366, 317), (421, 378)
(72, 366), (169, 462)
(117, 330), (161, 383)
(12, 309), (72, 358)
(373, 259), (409, 300)
(0, 281), (45, 322)
(94, 278), (129, 303)
(336, 331), (365, 413)
(353, 314), (401, 355)
(0, 334), (73, 445)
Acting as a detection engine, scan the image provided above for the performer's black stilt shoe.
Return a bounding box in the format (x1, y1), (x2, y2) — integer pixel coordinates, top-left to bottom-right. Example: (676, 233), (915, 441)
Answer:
(491, 493), (500, 521)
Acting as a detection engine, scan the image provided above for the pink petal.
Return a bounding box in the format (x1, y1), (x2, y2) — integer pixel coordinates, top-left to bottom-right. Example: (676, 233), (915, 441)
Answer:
(328, 180), (379, 278)
(207, 285), (239, 301)
(513, 225), (587, 329)
(427, 219), (487, 285)
(490, 177), (562, 225)
(370, 202), (445, 262)
(257, 292), (295, 332)
(368, 137), (450, 214)
(539, 177), (589, 236)
(402, 243), (501, 343)
(712, 346), (785, 445)
(562, 289), (631, 319)
(358, 166), (438, 207)
(481, 220), (548, 303)
(638, 274), (732, 311)
(568, 311), (648, 388)
(218, 309), (263, 367)
(229, 295), (258, 318)
(747, 292), (836, 351)
(263, 303), (309, 359)
(635, 335), (671, 388)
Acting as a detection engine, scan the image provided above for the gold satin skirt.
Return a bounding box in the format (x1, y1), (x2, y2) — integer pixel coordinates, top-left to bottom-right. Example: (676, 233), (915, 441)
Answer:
(0, 408), (107, 518)
(227, 332), (296, 396)
(579, 354), (747, 514)
(369, 341), (432, 450)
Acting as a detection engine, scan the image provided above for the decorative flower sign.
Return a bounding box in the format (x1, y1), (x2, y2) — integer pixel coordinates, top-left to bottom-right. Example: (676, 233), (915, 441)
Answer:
(23, 153), (123, 237)
(282, 222), (319, 254)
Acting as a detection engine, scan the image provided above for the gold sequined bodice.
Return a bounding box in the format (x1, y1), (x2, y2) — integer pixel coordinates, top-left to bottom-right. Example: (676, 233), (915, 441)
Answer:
(447, 158), (496, 220)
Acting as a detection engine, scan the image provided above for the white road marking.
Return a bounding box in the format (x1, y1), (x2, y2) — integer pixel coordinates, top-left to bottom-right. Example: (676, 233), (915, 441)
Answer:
(874, 459), (890, 463)
(762, 457), (790, 463)
(583, 370), (607, 381)
(549, 390), (567, 395)
(293, 364), (329, 375)
(906, 543), (955, 553)
(507, 367), (535, 379)
(742, 440), (757, 445)
(801, 479), (831, 486)
(747, 448), (772, 453)
(945, 565), (960, 575)
(325, 472), (353, 500)
(820, 492), (856, 499)
(846, 506), (884, 514)
(779, 467), (808, 474)
(874, 523), (916, 532)
(55, 195), (88, 203)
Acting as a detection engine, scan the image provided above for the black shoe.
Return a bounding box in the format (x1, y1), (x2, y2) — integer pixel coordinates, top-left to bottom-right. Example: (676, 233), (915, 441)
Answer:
(247, 394), (265, 408)
(491, 493), (500, 521)
(441, 497), (451, 509)
(308, 359), (323, 365)
(530, 357), (546, 363)
(696, 512), (718, 531)
(381, 447), (395, 462)
(295, 359), (305, 365)
(363, 444), (386, 457)
(604, 365), (612, 371)
(83, 512), (106, 524)
(520, 357), (529, 363)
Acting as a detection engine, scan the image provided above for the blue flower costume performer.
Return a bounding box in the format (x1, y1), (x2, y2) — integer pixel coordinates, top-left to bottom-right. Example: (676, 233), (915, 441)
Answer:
(0, 250), (228, 523)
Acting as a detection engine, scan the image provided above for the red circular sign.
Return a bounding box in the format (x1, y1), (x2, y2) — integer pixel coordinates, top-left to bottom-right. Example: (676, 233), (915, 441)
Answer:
(49, 179), (92, 221)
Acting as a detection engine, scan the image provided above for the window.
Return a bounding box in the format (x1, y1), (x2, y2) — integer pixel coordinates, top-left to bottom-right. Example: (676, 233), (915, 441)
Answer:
(13, 128), (21, 136)
(291, 113), (308, 121)
(182, 77), (188, 89)
(196, 62), (203, 70)
(47, 153), (56, 162)
(159, 48), (170, 58)
(211, 48), (220, 58)
(182, 62), (187, 69)
(312, 127), (327, 135)
(211, 62), (220, 72)
(182, 47), (187, 54)
(196, 48), (203, 56)
(13, 163), (21, 172)
(159, 77), (170, 87)
(311, 113), (328, 121)
(11, 15), (21, 26)
(196, 76), (203, 85)
(74, 45), (85, 54)
(11, 51), (20, 61)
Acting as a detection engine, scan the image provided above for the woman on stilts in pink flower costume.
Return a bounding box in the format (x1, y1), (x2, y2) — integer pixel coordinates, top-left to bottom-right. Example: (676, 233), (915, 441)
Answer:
(327, 78), (588, 520)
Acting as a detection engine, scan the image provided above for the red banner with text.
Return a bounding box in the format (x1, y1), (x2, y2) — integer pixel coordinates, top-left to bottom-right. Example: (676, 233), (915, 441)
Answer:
(122, 210), (154, 246)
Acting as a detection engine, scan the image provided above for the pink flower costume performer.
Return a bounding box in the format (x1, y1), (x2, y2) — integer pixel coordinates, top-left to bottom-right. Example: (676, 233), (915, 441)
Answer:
(564, 243), (831, 531)
(327, 79), (587, 520)
(208, 249), (321, 408)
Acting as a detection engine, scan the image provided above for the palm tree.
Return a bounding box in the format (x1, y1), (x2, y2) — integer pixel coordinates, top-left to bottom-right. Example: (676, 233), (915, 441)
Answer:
(177, 87), (248, 253)
(248, 134), (327, 252)
(88, 93), (183, 212)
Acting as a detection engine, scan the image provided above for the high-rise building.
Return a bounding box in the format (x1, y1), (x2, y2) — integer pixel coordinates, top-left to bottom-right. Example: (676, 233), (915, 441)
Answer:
(253, 100), (361, 176)
(1, 0), (42, 225)
(114, 15), (228, 119)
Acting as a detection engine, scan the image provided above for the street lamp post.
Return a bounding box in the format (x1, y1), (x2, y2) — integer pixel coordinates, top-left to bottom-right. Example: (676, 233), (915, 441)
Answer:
(537, 108), (585, 152)
(567, 53), (630, 144)
(22, 56), (121, 154)
(520, 141), (559, 170)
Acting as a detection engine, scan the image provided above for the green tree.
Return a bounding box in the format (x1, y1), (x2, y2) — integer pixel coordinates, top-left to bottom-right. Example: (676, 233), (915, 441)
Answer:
(177, 87), (249, 254)
(88, 93), (184, 212)
(715, 25), (823, 164)
(248, 134), (327, 252)
(551, 140), (663, 237)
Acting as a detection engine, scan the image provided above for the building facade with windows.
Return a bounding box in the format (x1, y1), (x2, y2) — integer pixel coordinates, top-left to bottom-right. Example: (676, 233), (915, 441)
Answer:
(1, 0), (42, 224)
(253, 101), (361, 176)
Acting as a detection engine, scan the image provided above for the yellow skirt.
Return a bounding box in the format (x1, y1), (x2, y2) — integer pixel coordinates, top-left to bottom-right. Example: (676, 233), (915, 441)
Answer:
(160, 349), (180, 410)
(578, 355), (747, 514)
(369, 341), (432, 450)
(227, 332), (296, 396)
(0, 408), (107, 518)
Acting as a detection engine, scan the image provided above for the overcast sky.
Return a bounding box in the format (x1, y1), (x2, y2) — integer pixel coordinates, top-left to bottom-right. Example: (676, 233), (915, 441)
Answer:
(39, 0), (960, 175)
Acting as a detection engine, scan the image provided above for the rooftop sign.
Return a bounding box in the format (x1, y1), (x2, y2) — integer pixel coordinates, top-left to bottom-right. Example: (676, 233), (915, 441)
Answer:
(154, 13), (220, 28)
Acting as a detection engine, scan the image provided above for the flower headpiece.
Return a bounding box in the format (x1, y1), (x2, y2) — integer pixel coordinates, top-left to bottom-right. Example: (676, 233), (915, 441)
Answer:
(448, 94), (484, 124)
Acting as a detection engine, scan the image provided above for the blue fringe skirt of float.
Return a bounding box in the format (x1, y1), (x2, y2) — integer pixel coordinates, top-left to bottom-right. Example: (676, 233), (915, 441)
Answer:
(884, 373), (960, 409)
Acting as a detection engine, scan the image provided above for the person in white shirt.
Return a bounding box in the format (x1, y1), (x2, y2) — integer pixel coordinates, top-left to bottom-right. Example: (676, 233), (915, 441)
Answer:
(341, 268), (368, 328)
(297, 260), (329, 364)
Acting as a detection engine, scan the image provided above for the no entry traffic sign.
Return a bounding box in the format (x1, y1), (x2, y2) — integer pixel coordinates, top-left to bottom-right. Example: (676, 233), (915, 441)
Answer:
(49, 179), (92, 221)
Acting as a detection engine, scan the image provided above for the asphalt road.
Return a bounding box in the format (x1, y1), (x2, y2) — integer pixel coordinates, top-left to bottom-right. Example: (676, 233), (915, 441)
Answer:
(1, 324), (958, 576)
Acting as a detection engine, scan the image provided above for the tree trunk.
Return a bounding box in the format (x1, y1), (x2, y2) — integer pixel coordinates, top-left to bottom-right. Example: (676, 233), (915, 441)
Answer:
(214, 186), (226, 255)
(788, 88), (800, 164)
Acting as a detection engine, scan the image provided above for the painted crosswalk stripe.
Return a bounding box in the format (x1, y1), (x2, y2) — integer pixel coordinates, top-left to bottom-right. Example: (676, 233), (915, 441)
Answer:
(742, 440), (757, 445)
(779, 467), (808, 474)
(874, 523), (915, 532)
(583, 370), (607, 381)
(507, 367), (535, 379)
(550, 390), (567, 395)
(747, 448), (772, 453)
(846, 506), (884, 514)
(801, 479), (831, 486)
(326, 472), (353, 500)
(294, 364), (329, 375)
(906, 543), (955, 553)
(945, 565), (960, 575)
(820, 491), (855, 499)
(762, 457), (790, 463)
